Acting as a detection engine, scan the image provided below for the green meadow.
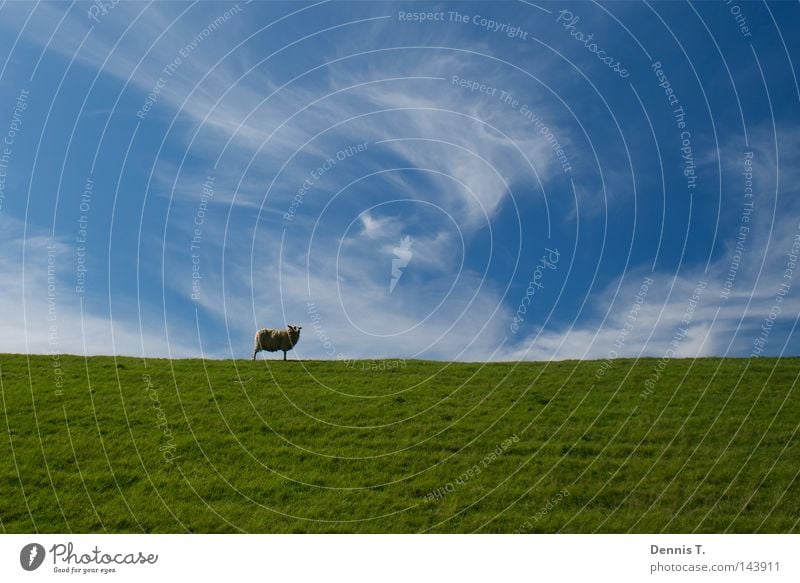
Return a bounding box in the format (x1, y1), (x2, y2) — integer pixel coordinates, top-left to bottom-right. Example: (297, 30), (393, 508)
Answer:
(0, 354), (797, 533)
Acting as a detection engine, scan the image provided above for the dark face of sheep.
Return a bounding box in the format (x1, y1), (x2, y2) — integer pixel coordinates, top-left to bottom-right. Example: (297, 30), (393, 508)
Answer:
(287, 325), (302, 343)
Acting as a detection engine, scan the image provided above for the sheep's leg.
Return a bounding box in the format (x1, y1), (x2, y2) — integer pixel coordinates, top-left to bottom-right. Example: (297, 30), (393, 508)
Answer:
(253, 347), (258, 361)
(283, 350), (287, 361)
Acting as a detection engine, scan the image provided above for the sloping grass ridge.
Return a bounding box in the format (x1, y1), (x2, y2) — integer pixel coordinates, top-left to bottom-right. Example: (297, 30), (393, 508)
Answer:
(0, 354), (797, 533)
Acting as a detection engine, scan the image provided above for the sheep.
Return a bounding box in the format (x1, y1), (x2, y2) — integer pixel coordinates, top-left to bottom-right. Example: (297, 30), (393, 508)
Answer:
(253, 325), (302, 361)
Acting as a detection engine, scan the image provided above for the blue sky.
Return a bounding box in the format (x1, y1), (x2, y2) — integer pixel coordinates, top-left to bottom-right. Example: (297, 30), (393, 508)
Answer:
(0, 0), (798, 361)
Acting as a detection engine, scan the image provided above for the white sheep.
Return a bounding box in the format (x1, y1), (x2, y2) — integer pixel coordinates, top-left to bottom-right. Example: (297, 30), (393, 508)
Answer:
(253, 325), (302, 361)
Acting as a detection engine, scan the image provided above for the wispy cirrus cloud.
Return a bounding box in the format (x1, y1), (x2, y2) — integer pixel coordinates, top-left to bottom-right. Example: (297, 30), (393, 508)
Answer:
(1, 1), (797, 363)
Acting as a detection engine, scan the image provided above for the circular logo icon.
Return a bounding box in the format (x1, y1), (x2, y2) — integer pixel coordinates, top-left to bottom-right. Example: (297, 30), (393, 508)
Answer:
(19, 543), (45, 571)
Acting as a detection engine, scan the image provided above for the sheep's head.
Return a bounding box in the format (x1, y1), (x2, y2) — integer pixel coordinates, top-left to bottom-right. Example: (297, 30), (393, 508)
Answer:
(287, 325), (302, 341)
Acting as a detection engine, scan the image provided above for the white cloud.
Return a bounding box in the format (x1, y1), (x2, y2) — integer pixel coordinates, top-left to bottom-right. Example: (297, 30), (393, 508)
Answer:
(6, 3), (795, 364)
(0, 216), (198, 357)
(507, 157), (800, 362)
(359, 211), (388, 239)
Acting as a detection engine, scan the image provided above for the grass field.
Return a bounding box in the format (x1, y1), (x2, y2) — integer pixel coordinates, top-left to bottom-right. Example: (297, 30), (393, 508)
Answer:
(0, 354), (798, 533)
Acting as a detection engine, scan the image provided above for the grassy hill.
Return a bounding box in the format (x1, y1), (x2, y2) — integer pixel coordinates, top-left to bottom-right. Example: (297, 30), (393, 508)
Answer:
(0, 354), (798, 533)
